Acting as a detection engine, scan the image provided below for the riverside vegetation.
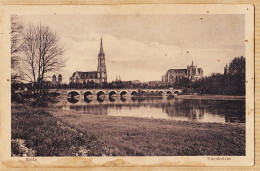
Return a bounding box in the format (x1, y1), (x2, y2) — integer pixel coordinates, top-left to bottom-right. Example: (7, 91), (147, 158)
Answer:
(11, 99), (245, 156)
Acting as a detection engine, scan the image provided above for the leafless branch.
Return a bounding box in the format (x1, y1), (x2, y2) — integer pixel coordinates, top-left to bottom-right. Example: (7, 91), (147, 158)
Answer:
(21, 23), (66, 98)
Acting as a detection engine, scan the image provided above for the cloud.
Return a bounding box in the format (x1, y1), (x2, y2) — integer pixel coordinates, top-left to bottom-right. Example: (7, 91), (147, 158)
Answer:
(20, 15), (245, 83)
(58, 32), (244, 83)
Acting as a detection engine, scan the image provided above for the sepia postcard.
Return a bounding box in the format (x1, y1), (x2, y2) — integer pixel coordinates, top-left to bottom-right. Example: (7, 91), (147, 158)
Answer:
(0, 4), (255, 168)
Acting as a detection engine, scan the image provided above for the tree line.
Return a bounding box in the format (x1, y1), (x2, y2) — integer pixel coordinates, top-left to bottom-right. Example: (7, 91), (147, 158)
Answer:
(176, 56), (245, 96)
(194, 56), (245, 96)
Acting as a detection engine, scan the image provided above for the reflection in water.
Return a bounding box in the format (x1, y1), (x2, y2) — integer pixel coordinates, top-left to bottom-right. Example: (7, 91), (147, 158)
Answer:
(67, 97), (79, 104)
(84, 97), (92, 103)
(59, 96), (245, 124)
(120, 96), (127, 102)
(131, 97), (138, 101)
(109, 96), (116, 102)
(97, 96), (105, 103)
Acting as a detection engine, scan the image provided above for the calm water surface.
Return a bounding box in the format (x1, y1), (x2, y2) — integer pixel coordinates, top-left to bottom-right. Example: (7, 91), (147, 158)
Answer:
(57, 96), (245, 124)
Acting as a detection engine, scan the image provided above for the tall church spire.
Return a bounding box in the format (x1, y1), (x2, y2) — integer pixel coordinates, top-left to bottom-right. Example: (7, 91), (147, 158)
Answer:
(99, 38), (104, 55)
(97, 37), (107, 84)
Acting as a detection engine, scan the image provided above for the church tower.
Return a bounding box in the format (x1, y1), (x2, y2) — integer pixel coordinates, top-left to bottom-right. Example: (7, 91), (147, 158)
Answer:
(97, 38), (107, 83)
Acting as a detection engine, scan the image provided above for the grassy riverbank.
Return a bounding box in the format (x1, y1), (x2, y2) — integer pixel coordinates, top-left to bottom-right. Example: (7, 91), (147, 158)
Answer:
(12, 102), (245, 156)
(12, 103), (104, 156)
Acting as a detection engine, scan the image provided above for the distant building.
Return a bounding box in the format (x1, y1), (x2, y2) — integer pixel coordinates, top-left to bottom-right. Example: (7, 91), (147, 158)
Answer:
(70, 38), (107, 84)
(52, 75), (56, 82)
(130, 80), (141, 85)
(187, 61), (203, 80)
(112, 75), (122, 83)
(49, 74), (63, 86)
(58, 74), (62, 83)
(112, 75), (141, 86)
(162, 61), (203, 84)
(148, 80), (162, 87)
(162, 69), (187, 83)
(121, 80), (141, 86)
(70, 71), (98, 84)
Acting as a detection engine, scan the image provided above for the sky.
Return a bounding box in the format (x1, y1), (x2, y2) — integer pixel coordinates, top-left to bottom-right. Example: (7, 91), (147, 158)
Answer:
(20, 14), (245, 83)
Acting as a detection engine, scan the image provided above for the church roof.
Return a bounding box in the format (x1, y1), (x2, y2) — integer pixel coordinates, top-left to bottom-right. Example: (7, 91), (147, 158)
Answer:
(72, 71), (98, 79)
(167, 69), (187, 74)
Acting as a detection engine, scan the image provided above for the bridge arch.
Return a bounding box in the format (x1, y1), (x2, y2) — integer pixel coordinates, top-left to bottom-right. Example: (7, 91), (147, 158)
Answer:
(166, 91), (172, 95)
(109, 91), (117, 97)
(120, 91), (128, 96)
(154, 91), (161, 96)
(97, 91), (105, 102)
(68, 91), (80, 98)
(84, 91), (93, 97)
(109, 96), (116, 102)
(174, 91), (180, 94)
(131, 91), (138, 96)
(140, 90), (146, 96)
(84, 98), (92, 103)
(120, 96), (127, 102)
(150, 91), (155, 96)
(97, 91), (105, 97)
(84, 91), (93, 102)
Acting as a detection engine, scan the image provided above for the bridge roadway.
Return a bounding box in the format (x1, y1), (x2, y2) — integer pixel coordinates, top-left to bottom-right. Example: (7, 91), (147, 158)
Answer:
(50, 88), (183, 99)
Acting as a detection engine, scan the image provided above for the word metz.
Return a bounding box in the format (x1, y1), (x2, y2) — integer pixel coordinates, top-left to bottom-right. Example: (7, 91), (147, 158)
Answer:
(26, 158), (37, 162)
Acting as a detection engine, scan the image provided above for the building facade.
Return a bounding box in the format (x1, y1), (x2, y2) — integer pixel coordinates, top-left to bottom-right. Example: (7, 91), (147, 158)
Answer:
(70, 38), (107, 84)
(162, 61), (203, 84)
(162, 69), (187, 83)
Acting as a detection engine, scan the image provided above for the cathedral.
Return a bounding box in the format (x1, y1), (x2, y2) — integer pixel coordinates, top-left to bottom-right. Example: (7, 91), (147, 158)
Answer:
(69, 38), (107, 84)
(162, 61), (203, 84)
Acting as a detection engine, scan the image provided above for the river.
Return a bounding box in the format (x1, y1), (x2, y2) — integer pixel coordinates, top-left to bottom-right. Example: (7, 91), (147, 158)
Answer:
(57, 95), (245, 124)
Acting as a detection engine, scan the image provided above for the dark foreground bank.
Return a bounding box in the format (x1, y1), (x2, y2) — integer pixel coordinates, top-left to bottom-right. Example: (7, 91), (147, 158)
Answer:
(11, 103), (245, 156)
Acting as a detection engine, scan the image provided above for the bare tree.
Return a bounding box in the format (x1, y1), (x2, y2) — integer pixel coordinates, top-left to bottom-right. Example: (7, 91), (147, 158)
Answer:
(11, 15), (24, 83)
(22, 25), (38, 94)
(22, 24), (66, 98)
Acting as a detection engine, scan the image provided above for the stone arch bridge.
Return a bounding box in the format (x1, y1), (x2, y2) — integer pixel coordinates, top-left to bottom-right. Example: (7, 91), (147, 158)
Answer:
(51, 88), (183, 100)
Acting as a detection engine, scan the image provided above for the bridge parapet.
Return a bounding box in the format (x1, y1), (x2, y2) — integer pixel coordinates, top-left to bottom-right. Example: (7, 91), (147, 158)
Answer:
(56, 88), (182, 100)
